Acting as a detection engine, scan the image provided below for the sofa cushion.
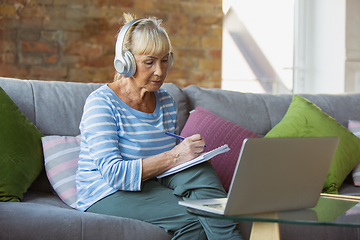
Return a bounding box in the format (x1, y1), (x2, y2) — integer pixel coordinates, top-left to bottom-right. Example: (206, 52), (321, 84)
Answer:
(348, 120), (360, 186)
(42, 135), (81, 208)
(0, 201), (173, 240)
(30, 80), (103, 136)
(265, 95), (360, 194)
(180, 107), (259, 191)
(0, 87), (44, 202)
(161, 83), (189, 133)
(183, 85), (280, 137)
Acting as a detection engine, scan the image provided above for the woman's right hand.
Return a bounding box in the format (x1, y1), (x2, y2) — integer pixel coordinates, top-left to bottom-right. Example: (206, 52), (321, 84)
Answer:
(168, 134), (206, 166)
(141, 134), (206, 181)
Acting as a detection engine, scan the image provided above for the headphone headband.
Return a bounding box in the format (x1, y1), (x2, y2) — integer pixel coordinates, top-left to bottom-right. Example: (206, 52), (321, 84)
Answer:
(114, 19), (143, 77)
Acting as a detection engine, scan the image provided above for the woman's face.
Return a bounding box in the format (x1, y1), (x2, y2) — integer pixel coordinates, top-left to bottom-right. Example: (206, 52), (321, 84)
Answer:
(132, 52), (170, 92)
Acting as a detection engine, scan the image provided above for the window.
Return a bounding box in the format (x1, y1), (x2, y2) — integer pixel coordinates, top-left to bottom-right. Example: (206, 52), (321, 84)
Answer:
(222, 0), (295, 94)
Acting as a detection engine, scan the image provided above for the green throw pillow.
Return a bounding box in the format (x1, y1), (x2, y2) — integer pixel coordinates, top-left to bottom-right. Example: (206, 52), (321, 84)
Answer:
(0, 86), (44, 202)
(265, 95), (360, 194)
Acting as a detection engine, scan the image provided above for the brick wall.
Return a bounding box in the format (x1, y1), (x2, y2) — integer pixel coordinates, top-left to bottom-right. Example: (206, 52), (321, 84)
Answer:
(0, 0), (223, 88)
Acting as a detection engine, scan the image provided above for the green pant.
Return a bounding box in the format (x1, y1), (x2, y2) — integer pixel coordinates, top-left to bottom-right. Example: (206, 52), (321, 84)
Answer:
(87, 162), (242, 240)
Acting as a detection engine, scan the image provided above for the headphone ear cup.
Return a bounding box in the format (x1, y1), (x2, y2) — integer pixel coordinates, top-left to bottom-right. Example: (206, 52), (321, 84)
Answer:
(122, 50), (136, 77)
(114, 58), (126, 75)
(167, 52), (174, 71)
(114, 19), (143, 77)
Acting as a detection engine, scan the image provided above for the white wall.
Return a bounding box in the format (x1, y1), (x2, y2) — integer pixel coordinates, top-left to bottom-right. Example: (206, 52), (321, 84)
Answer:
(345, 0), (360, 92)
(294, 0), (346, 94)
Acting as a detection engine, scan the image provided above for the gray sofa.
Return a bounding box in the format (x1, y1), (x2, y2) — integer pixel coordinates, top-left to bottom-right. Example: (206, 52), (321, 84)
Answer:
(1, 76), (360, 240)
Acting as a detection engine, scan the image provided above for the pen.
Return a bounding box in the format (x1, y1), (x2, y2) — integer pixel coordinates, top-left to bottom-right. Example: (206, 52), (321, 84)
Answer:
(165, 131), (185, 140)
(165, 132), (206, 147)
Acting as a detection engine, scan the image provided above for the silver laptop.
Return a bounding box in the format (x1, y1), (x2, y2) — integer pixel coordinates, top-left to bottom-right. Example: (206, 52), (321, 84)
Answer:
(179, 137), (339, 216)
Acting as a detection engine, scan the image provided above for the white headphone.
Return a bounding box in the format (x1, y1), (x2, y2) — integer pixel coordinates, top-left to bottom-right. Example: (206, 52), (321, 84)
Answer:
(114, 18), (174, 78)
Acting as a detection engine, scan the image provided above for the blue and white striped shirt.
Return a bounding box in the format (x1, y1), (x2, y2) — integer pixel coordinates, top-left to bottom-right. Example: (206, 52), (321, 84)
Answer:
(76, 85), (178, 211)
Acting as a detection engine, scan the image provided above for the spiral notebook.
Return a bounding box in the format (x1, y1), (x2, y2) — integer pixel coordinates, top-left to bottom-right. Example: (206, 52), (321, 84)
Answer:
(156, 144), (230, 178)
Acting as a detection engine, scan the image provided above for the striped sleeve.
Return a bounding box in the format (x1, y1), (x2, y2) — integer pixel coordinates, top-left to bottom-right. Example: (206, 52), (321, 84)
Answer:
(81, 93), (142, 191)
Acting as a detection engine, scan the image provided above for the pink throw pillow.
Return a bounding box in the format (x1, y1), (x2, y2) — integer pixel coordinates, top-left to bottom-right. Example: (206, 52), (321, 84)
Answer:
(181, 107), (259, 191)
(348, 120), (360, 186)
(42, 135), (81, 208)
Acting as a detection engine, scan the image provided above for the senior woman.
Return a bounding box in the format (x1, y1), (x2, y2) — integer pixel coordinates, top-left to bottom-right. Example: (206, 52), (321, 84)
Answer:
(75, 13), (242, 240)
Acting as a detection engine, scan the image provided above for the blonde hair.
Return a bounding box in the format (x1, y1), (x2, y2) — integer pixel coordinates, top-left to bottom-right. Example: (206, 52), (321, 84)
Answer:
(114, 13), (172, 81)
